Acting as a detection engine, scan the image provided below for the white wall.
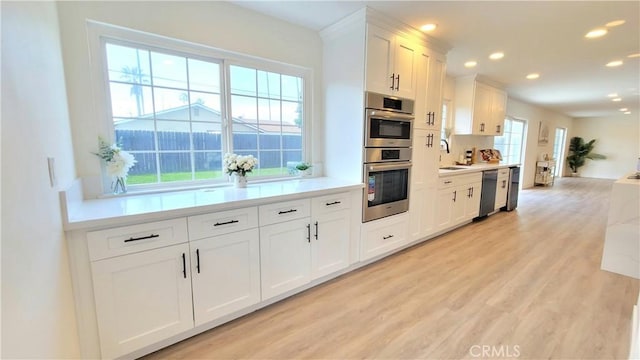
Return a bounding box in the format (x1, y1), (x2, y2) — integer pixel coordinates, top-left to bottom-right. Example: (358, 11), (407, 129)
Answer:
(571, 115), (640, 179)
(1, 2), (80, 358)
(506, 98), (574, 188)
(56, 1), (324, 198)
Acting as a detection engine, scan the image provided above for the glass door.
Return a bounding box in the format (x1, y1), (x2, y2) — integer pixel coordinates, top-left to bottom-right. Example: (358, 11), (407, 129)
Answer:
(553, 128), (567, 177)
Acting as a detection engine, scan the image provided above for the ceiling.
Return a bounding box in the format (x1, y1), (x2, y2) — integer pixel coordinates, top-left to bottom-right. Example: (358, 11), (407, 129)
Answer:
(231, 1), (640, 119)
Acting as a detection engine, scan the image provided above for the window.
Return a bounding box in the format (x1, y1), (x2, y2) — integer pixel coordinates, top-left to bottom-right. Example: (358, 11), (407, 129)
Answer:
(98, 31), (307, 190)
(441, 99), (452, 140)
(494, 117), (526, 165)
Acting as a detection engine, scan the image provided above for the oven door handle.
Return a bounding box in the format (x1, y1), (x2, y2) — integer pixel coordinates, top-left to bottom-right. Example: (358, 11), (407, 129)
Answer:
(366, 109), (415, 121)
(366, 161), (412, 172)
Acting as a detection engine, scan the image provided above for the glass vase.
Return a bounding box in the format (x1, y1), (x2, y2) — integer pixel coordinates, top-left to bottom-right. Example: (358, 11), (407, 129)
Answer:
(234, 173), (247, 188)
(112, 176), (127, 194)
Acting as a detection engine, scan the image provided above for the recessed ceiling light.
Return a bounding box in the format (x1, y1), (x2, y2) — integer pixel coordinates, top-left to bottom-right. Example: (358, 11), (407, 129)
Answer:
(607, 93), (618, 98)
(526, 73), (540, 80)
(628, 53), (640, 58)
(606, 60), (623, 67)
(612, 98), (622, 102)
(585, 28), (608, 38)
(420, 23), (437, 32)
(464, 61), (477, 68)
(624, 111), (631, 115)
(606, 20), (626, 27)
(619, 108), (628, 111)
(489, 52), (504, 60)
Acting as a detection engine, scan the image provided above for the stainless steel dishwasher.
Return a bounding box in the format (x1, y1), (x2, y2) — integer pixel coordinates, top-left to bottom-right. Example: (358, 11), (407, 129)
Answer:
(504, 166), (520, 211)
(478, 170), (498, 217)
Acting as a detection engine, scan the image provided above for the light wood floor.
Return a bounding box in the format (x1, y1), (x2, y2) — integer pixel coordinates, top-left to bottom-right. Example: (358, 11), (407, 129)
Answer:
(144, 177), (639, 359)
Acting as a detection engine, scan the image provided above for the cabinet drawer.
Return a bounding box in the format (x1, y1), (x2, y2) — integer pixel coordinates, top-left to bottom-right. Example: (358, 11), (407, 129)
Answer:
(438, 177), (458, 188)
(360, 214), (409, 261)
(188, 207), (258, 241)
(498, 168), (510, 177)
(311, 192), (351, 216)
(87, 218), (188, 261)
(259, 198), (311, 226)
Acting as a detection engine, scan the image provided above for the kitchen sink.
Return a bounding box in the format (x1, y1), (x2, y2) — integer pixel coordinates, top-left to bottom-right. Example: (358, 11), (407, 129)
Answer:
(439, 166), (468, 170)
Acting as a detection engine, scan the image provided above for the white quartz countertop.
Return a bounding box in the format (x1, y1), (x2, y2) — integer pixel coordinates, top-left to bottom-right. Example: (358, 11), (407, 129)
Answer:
(438, 163), (519, 177)
(62, 177), (364, 231)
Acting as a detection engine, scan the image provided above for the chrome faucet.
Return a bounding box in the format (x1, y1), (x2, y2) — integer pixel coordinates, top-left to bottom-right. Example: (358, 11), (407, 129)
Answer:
(441, 139), (450, 153)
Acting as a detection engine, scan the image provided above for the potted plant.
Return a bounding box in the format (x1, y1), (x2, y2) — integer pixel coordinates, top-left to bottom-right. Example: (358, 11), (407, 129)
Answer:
(566, 137), (606, 176)
(295, 162), (312, 177)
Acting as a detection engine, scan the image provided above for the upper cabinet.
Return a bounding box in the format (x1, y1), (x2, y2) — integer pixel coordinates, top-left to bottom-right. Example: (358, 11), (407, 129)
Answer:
(365, 24), (419, 99)
(414, 46), (447, 130)
(454, 75), (507, 136)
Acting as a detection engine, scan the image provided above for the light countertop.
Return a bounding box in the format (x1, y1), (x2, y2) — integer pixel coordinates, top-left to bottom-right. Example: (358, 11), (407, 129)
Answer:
(438, 163), (519, 177)
(62, 177), (364, 231)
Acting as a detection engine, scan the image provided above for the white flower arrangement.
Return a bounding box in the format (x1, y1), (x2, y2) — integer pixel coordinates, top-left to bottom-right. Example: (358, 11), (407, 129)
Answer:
(223, 153), (258, 177)
(94, 137), (137, 193)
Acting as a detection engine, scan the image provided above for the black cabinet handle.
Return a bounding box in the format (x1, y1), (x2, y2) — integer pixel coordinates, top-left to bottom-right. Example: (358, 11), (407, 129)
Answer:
(314, 221), (318, 240)
(502, 180), (507, 188)
(444, 180), (452, 184)
(124, 234), (159, 243)
(395, 74), (400, 91)
(453, 190), (457, 202)
(496, 125), (501, 133)
(196, 249), (200, 274)
(214, 219), (239, 227)
(480, 123), (485, 132)
(306, 224), (311, 243)
(383, 234), (394, 240)
(389, 73), (395, 90)
(326, 201), (341, 206)
(278, 209), (297, 215)
(182, 253), (186, 279)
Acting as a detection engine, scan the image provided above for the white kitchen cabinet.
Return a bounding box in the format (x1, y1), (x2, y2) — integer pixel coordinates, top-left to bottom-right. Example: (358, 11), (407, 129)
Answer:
(495, 168), (510, 209)
(91, 243), (193, 359)
(409, 128), (439, 241)
(454, 75), (507, 136)
(436, 173), (483, 231)
(260, 194), (352, 300)
(414, 46), (446, 130)
(366, 24), (419, 99)
(311, 193), (351, 279)
(361, 213), (409, 261)
(190, 229), (260, 326)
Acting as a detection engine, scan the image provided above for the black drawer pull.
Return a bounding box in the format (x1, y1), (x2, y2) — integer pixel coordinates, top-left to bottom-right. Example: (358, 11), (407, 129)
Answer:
(214, 219), (239, 227)
(444, 180), (452, 184)
(383, 235), (394, 240)
(326, 201), (341, 206)
(278, 209), (298, 215)
(124, 234), (159, 243)
(182, 253), (187, 279)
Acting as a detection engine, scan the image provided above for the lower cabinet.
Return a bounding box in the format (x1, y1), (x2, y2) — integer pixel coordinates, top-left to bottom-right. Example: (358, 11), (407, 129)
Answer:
(191, 228), (261, 326)
(91, 243), (194, 359)
(495, 168), (510, 209)
(436, 173), (482, 232)
(360, 213), (409, 261)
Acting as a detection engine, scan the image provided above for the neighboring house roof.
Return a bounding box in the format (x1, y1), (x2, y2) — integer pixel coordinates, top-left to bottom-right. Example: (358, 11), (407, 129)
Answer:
(114, 103), (301, 134)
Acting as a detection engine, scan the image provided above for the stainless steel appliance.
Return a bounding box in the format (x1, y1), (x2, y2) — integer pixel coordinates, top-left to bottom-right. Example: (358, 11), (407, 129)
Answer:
(478, 170), (498, 217)
(364, 92), (414, 148)
(503, 166), (520, 211)
(363, 148), (412, 222)
(362, 92), (415, 223)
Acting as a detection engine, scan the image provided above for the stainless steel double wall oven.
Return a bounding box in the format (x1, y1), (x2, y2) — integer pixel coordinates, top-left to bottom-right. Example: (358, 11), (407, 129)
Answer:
(362, 92), (415, 222)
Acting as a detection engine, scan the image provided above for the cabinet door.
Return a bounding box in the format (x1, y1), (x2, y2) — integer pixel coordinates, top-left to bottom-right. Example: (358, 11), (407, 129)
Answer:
(260, 218), (311, 300)
(365, 25), (395, 96)
(464, 182), (483, 220)
(413, 49), (431, 130)
(393, 36), (418, 99)
(425, 51), (446, 130)
(311, 209), (350, 279)
(491, 90), (507, 135)
(495, 174), (509, 209)
(91, 244), (193, 359)
(410, 129), (439, 240)
(436, 187), (455, 231)
(191, 229), (260, 326)
(451, 186), (467, 225)
(472, 84), (492, 135)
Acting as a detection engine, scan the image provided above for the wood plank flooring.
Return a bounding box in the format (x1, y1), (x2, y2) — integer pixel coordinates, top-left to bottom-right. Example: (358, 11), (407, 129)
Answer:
(144, 177), (639, 359)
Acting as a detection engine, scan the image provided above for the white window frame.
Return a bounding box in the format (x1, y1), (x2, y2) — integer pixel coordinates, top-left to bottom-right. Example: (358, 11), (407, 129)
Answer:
(494, 116), (527, 166)
(87, 21), (312, 193)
